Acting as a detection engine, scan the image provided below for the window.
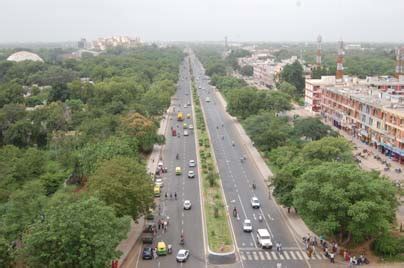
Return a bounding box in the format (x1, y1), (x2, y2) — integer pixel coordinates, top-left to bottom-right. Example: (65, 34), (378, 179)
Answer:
(369, 118), (373, 125)
(377, 121), (381, 129)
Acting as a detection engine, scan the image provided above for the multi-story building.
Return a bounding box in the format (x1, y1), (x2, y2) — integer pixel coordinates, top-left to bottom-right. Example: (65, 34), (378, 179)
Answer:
(305, 76), (336, 112)
(320, 85), (404, 164)
(305, 75), (404, 113)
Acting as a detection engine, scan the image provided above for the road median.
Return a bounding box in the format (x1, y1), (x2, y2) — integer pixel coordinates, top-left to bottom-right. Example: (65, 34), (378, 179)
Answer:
(191, 79), (236, 263)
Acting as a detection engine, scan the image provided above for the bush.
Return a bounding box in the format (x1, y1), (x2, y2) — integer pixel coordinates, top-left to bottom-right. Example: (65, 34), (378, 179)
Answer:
(372, 233), (404, 257)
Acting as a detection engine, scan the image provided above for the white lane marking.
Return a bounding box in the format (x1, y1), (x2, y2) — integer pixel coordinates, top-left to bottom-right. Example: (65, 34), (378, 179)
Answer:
(278, 252), (285, 260)
(258, 251), (265, 260)
(265, 251), (271, 260)
(237, 194), (257, 248)
(241, 252), (246, 261)
(290, 251), (297, 260)
(284, 250), (290, 259)
(267, 213), (275, 221)
(252, 251), (258, 261)
(271, 251), (278, 260)
(295, 251), (303, 260)
(246, 252), (252, 261)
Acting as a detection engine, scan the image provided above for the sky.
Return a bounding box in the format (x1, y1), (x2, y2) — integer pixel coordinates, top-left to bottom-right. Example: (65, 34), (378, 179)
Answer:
(0, 0), (403, 43)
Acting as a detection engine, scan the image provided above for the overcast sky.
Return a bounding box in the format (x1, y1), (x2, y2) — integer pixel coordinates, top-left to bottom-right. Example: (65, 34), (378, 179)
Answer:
(0, 0), (403, 43)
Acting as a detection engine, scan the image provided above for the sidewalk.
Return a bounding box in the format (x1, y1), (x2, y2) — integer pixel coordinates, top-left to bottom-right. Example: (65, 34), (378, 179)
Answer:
(117, 111), (171, 268)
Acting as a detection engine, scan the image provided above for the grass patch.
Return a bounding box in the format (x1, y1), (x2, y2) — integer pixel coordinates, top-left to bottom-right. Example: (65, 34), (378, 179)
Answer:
(191, 82), (234, 253)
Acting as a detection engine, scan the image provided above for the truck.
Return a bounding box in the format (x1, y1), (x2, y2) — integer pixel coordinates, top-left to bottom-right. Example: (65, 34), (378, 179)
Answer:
(177, 112), (184, 121)
(141, 216), (156, 244)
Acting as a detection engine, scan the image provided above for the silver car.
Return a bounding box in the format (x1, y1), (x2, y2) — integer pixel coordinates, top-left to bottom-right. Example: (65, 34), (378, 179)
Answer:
(176, 249), (190, 262)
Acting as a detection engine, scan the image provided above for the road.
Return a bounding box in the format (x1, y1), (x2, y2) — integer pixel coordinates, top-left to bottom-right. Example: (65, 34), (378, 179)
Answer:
(189, 52), (328, 268)
(138, 57), (206, 268)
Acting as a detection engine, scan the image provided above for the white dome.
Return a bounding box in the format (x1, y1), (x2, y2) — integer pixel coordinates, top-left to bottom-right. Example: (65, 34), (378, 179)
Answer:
(7, 51), (44, 63)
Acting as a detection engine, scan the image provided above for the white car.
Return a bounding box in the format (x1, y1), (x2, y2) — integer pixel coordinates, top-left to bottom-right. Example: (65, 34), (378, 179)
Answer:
(243, 219), (253, 232)
(176, 249), (190, 262)
(257, 229), (273, 249)
(184, 200), (192, 210)
(184, 130), (189, 136)
(205, 97), (211, 102)
(189, 124), (194, 130)
(183, 104), (187, 108)
(251, 197), (260, 209)
(154, 178), (164, 188)
(188, 170), (195, 178)
(189, 160), (196, 167)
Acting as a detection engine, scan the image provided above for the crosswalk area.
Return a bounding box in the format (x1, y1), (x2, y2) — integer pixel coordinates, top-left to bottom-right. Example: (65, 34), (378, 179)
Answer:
(240, 249), (328, 261)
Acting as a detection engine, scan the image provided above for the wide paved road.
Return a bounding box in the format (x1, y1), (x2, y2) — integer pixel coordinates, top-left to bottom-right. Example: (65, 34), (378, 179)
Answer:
(189, 52), (325, 268)
(138, 57), (206, 268)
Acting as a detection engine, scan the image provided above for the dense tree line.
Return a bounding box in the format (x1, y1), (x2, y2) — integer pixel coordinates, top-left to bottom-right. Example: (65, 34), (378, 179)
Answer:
(0, 46), (183, 266)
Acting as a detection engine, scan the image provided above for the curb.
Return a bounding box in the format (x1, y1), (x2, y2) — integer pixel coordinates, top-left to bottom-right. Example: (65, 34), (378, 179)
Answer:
(191, 62), (237, 265)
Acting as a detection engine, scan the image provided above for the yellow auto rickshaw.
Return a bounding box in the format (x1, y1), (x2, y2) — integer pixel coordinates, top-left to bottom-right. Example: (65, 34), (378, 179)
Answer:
(157, 241), (167, 256)
(154, 186), (161, 197)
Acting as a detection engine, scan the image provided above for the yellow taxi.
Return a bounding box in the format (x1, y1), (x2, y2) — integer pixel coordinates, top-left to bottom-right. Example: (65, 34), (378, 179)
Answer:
(153, 185), (161, 197)
(175, 167), (182, 175)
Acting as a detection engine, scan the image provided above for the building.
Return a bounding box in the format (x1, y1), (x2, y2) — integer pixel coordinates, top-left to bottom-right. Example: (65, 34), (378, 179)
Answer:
(305, 75), (404, 113)
(7, 51), (44, 62)
(78, 38), (87, 49)
(305, 76), (336, 112)
(321, 85), (404, 164)
(90, 36), (142, 51)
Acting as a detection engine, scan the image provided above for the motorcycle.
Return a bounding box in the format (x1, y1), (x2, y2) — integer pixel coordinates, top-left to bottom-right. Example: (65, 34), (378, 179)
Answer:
(258, 214), (263, 222)
(252, 183), (256, 190)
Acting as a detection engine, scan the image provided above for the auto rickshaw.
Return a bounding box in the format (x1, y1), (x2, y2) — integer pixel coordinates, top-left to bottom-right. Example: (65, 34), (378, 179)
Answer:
(157, 241), (167, 256)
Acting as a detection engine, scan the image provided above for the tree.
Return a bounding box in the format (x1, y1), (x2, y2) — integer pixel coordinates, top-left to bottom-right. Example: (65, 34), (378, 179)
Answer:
(0, 81), (24, 108)
(301, 136), (353, 163)
(243, 112), (292, 151)
(292, 163), (396, 244)
(293, 117), (334, 141)
(47, 83), (70, 102)
(278, 81), (298, 98)
(281, 61), (305, 94)
(120, 112), (158, 153)
(78, 135), (138, 175)
(0, 180), (47, 241)
(240, 65), (253, 76)
(88, 157), (154, 220)
(20, 196), (131, 268)
(265, 91), (292, 112)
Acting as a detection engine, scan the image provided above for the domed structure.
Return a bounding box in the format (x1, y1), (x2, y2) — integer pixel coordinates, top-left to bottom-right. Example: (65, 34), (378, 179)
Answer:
(7, 51), (44, 63)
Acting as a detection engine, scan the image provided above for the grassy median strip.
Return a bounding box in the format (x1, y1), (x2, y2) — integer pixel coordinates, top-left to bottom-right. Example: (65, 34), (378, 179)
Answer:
(191, 84), (234, 253)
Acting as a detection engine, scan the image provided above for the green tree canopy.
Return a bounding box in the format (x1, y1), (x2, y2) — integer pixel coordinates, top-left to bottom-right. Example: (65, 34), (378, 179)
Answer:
(293, 117), (335, 141)
(280, 61), (305, 94)
(293, 163), (396, 243)
(88, 157), (154, 219)
(20, 196), (130, 268)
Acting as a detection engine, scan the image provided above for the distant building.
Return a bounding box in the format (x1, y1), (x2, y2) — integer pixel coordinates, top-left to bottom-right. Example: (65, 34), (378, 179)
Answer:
(89, 36), (142, 51)
(78, 38), (87, 49)
(7, 51), (44, 63)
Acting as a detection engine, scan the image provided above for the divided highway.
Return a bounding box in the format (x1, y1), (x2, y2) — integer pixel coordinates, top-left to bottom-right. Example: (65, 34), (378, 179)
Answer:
(189, 53), (321, 268)
(138, 57), (206, 268)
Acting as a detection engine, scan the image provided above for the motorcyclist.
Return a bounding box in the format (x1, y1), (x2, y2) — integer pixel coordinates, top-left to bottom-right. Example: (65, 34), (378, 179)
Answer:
(252, 183), (256, 190)
(232, 141), (235, 147)
(240, 157), (243, 163)
(176, 153), (179, 160)
(233, 207), (238, 217)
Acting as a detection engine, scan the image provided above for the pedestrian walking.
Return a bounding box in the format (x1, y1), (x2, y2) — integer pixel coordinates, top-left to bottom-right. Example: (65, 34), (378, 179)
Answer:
(154, 248), (158, 259)
(279, 243), (282, 252)
(166, 215), (170, 225)
(276, 242), (280, 252)
(165, 192), (168, 199)
(330, 252), (335, 263)
(158, 219), (161, 230)
(164, 221), (167, 230)
(174, 192), (177, 200)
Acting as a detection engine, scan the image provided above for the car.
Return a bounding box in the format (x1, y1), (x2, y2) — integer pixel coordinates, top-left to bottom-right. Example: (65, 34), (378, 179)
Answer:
(189, 124), (194, 130)
(184, 130), (189, 136)
(256, 229), (273, 249)
(184, 104), (187, 108)
(176, 249), (190, 262)
(187, 102), (191, 106)
(188, 170), (195, 178)
(186, 113), (191, 119)
(183, 200), (192, 210)
(189, 160), (196, 167)
(205, 97), (211, 102)
(251, 197), (260, 209)
(142, 247), (153, 260)
(243, 219), (253, 232)
(154, 178), (164, 188)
